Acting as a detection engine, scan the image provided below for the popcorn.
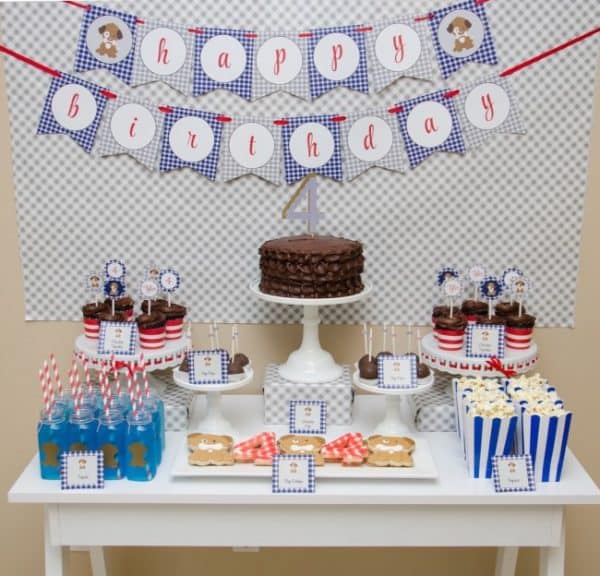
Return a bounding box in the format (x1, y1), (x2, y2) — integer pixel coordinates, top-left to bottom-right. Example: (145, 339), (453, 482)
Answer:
(468, 400), (516, 418)
(510, 387), (560, 404)
(457, 376), (501, 391)
(523, 401), (566, 416)
(463, 388), (507, 405)
(506, 373), (547, 395)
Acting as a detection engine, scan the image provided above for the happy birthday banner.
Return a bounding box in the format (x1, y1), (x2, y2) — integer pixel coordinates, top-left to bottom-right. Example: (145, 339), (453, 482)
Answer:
(66, 0), (497, 101)
(1, 27), (599, 184)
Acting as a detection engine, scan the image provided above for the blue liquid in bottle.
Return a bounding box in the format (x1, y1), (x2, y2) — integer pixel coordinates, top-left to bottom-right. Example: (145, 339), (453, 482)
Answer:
(67, 407), (97, 452)
(97, 410), (127, 480)
(38, 407), (68, 480)
(126, 409), (157, 481)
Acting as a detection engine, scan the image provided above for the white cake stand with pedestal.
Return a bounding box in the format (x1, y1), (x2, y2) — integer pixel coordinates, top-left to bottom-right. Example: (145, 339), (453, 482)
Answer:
(172, 366), (254, 437)
(251, 282), (371, 384)
(352, 371), (435, 436)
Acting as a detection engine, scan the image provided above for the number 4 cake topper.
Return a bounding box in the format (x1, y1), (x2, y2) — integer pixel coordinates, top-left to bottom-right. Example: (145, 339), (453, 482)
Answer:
(282, 173), (322, 235)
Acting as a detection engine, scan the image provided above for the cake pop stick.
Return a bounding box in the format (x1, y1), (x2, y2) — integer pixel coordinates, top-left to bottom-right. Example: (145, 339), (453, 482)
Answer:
(407, 325), (413, 354)
(362, 323), (368, 355)
(368, 328), (373, 362)
(417, 328), (423, 360)
(213, 322), (220, 349)
(382, 324), (387, 353)
(391, 326), (396, 355)
(208, 324), (215, 349)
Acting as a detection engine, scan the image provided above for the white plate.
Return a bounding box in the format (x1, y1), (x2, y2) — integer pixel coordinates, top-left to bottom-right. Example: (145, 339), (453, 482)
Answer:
(353, 370), (435, 396)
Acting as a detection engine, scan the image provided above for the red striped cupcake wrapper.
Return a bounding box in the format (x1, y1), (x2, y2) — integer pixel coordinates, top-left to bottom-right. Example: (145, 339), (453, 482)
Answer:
(139, 326), (166, 350)
(83, 317), (100, 339)
(165, 317), (184, 340)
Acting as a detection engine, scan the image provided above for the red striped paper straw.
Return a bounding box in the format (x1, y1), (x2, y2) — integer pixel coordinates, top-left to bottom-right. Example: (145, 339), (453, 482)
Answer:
(44, 360), (54, 410)
(50, 353), (63, 397)
(140, 354), (150, 398)
(39, 368), (49, 415)
(127, 363), (134, 408)
(84, 358), (92, 394)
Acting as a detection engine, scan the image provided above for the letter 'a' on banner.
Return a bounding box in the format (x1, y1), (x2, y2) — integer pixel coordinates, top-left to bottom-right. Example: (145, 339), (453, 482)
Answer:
(455, 75), (526, 150)
(281, 116), (343, 184)
(131, 20), (195, 95)
(159, 107), (224, 180)
(192, 27), (255, 101)
(394, 90), (466, 169)
(96, 97), (165, 170)
(429, 0), (498, 79)
(366, 18), (434, 92)
(218, 117), (282, 184)
(37, 73), (107, 153)
(74, 4), (138, 85)
(306, 26), (370, 100)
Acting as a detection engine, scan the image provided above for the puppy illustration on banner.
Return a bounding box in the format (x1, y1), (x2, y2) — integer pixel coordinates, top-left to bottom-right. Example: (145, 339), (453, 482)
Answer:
(96, 97), (164, 170)
(395, 90), (465, 169)
(37, 73), (107, 153)
(429, 0), (498, 79)
(252, 32), (310, 101)
(341, 111), (407, 180)
(218, 117), (282, 184)
(131, 21), (195, 94)
(455, 76), (526, 150)
(159, 107), (223, 180)
(193, 28), (255, 100)
(366, 18), (434, 92)
(281, 116), (343, 184)
(74, 4), (137, 85)
(306, 26), (369, 100)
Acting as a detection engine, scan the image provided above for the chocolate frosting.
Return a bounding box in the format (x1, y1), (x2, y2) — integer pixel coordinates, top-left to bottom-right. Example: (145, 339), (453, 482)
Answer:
(434, 315), (467, 331)
(97, 311), (126, 323)
(136, 311), (167, 330)
(432, 305), (451, 319)
(495, 302), (524, 317)
(476, 315), (506, 326)
(141, 299), (169, 313)
(82, 302), (108, 319)
(461, 300), (489, 316)
(104, 296), (134, 311)
(506, 313), (536, 329)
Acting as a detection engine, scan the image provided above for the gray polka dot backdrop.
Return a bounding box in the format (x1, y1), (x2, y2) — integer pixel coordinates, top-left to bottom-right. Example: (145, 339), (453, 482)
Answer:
(0, 1), (598, 325)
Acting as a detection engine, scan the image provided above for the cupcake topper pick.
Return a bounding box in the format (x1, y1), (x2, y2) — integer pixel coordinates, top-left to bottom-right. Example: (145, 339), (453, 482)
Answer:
(104, 259), (127, 280)
(468, 265), (486, 300)
(159, 268), (181, 307)
(480, 276), (504, 319)
(140, 278), (159, 316)
(503, 267), (523, 305)
(145, 264), (161, 281)
(104, 278), (125, 316)
(436, 267), (459, 288)
(511, 276), (530, 317)
(443, 277), (463, 318)
(86, 272), (103, 306)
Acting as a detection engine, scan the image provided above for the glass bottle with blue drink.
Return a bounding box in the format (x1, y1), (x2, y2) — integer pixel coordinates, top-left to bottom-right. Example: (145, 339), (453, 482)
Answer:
(97, 409), (127, 480)
(38, 406), (68, 480)
(67, 407), (97, 452)
(126, 409), (157, 481)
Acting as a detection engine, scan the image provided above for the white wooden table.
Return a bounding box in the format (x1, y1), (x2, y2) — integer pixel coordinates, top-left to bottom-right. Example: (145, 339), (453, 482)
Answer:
(8, 395), (600, 576)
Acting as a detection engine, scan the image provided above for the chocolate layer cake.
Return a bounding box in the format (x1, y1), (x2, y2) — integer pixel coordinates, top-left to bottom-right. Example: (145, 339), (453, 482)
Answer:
(259, 234), (364, 298)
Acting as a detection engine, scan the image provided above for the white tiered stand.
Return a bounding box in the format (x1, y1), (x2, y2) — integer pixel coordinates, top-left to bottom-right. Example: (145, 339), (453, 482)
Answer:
(250, 282), (371, 384)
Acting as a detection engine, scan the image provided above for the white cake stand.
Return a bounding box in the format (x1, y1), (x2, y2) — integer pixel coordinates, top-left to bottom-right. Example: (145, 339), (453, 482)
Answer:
(172, 366), (254, 437)
(251, 282), (371, 383)
(352, 371), (435, 435)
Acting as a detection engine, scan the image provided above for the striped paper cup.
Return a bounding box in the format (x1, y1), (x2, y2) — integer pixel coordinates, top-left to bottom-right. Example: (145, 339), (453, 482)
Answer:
(436, 328), (465, 351)
(138, 326), (166, 350)
(165, 317), (184, 340)
(463, 410), (518, 479)
(519, 408), (573, 482)
(505, 326), (533, 350)
(83, 317), (100, 339)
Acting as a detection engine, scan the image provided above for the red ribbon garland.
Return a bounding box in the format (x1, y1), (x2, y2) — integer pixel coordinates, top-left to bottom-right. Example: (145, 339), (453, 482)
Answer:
(486, 357), (517, 378)
(107, 360), (145, 377)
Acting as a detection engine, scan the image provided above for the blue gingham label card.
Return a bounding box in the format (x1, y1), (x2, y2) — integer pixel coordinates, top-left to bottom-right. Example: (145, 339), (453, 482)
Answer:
(377, 354), (417, 389)
(188, 349), (229, 385)
(429, 0), (498, 79)
(466, 323), (505, 358)
(61, 451), (104, 490)
(74, 4), (138, 85)
(492, 455), (536, 492)
(289, 400), (327, 434)
(272, 454), (316, 494)
(98, 321), (138, 356)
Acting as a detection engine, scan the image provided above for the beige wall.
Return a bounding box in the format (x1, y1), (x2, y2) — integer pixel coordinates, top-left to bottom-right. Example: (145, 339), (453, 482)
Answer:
(0, 41), (598, 575)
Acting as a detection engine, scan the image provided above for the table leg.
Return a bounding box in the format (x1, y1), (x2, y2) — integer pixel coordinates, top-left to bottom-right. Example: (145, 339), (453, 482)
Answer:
(89, 547), (107, 576)
(495, 547), (518, 576)
(44, 507), (69, 576)
(539, 514), (566, 576)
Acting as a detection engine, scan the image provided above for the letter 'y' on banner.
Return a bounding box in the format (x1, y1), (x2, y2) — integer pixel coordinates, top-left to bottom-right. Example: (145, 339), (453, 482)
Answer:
(455, 75), (526, 150)
(429, 0), (498, 79)
(74, 4), (138, 85)
(37, 73), (107, 153)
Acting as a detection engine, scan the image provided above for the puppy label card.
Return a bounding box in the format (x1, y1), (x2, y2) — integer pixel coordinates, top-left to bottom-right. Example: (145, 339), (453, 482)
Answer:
(272, 454), (316, 494)
(61, 451), (104, 490)
(289, 400), (327, 434)
(492, 455), (536, 492)
(466, 324), (505, 358)
(98, 321), (138, 356)
(188, 349), (229, 385)
(377, 355), (417, 389)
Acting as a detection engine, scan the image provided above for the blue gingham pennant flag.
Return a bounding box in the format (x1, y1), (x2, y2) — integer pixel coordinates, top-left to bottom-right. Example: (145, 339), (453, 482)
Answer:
(37, 73), (107, 154)
(429, 0), (498, 79)
(96, 97), (164, 171)
(159, 106), (224, 180)
(131, 20), (195, 94)
(252, 31), (311, 101)
(455, 75), (526, 150)
(341, 110), (407, 181)
(217, 117), (282, 184)
(281, 115), (343, 184)
(395, 90), (465, 169)
(366, 18), (434, 93)
(192, 28), (255, 100)
(74, 4), (138, 85)
(307, 26), (369, 100)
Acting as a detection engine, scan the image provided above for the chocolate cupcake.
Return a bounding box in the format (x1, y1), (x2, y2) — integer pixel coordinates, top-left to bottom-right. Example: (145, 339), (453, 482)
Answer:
(495, 302), (524, 318)
(434, 315), (467, 331)
(136, 311), (167, 330)
(141, 299), (169, 313)
(476, 315), (506, 326)
(97, 310), (126, 323)
(434, 314), (467, 352)
(505, 313), (536, 329)
(82, 301), (108, 319)
(105, 296), (134, 320)
(461, 300), (488, 319)
(161, 303), (187, 340)
(505, 313), (536, 350)
(432, 305), (451, 320)
(82, 301), (109, 339)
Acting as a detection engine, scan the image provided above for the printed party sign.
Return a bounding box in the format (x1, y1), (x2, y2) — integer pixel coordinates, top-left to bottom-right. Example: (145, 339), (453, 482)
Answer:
(61, 451), (104, 490)
(272, 454), (316, 494)
(492, 455), (536, 492)
(188, 349), (229, 385)
(98, 321), (138, 356)
(289, 400), (327, 434)
(377, 354), (417, 389)
(466, 324), (505, 358)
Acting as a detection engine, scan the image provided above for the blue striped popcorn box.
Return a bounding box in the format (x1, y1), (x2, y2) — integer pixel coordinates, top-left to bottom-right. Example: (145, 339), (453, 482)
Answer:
(452, 377), (503, 441)
(463, 407), (518, 479)
(519, 406), (573, 482)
